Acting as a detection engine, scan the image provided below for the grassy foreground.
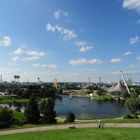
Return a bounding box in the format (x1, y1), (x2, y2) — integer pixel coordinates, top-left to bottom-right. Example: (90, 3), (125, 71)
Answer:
(0, 128), (140, 140)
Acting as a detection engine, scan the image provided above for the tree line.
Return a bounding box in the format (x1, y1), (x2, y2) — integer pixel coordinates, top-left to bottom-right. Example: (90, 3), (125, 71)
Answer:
(0, 97), (75, 128)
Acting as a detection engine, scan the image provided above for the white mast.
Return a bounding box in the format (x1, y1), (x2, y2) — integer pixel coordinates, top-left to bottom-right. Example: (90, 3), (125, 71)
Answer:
(120, 70), (130, 94)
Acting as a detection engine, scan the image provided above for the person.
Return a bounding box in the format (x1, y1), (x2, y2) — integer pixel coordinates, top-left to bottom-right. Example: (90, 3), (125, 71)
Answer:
(98, 120), (101, 128)
(101, 122), (104, 128)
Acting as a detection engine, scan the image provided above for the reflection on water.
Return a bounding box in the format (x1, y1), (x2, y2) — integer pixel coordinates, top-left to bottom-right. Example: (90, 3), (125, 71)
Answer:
(54, 95), (129, 119)
(0, 95), (129, 119)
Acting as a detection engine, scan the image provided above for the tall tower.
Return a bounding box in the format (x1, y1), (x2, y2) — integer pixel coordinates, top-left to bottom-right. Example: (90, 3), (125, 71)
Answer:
(88, 77), (91, 84)
(99, 77), (101, 85)
(0, 74), (2, 84)
(120, 70), (130, 94)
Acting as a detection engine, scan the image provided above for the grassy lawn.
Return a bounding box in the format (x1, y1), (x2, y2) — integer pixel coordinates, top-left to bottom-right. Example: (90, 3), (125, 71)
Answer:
(1, 115), (139, 131)
(75, 118), (140, 123)
(0, 111), (139, 131)
(0, 128), (140, 140)
(93, 95), (114, 101)
(0, 96), (28, 104)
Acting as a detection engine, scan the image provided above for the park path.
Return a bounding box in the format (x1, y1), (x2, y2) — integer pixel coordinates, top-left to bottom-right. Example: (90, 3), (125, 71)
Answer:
(0, 123), (140, 136)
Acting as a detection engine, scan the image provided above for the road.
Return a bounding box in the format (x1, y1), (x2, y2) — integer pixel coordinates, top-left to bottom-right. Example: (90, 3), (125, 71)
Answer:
(0, 123), (140, 136)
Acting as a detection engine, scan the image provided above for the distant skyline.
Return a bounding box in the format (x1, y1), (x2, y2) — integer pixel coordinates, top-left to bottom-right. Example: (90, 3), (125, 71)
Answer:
(0, 0), (140, 82)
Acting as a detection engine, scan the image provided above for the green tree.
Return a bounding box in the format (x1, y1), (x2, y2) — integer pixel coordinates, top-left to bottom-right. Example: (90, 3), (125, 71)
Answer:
(96, 87), (104, 95)
(65, 112), (75, 123)
(24, 98), (40, 124)
(122, 91), (130, 99)
(39, 98), (56, 124)
(125, 93), (140, 116)
(0, 107), (13, 128)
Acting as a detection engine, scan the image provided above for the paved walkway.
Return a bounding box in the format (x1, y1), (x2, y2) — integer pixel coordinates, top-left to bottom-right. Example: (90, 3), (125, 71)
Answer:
(0, 123), (140, 136)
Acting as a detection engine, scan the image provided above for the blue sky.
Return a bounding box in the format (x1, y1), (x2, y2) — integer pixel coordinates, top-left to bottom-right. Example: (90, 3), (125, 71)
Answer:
(0, 0), (140, 82)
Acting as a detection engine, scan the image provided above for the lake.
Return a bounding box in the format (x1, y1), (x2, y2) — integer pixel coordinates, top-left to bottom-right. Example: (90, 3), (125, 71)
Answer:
(0, 95), (129, 119)
(55, 95), (129, 119)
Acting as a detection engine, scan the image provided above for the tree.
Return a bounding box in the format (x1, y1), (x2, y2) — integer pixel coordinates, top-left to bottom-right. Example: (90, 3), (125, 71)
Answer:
(122, 91), (130, 99)
(96, 87), (104, 95)
(24, 98), (40, 124)
(39, 98), (56, 124)
(0, 107), (13, 128)
(65, 112), (75, 123)
(125, 92), (140, 116)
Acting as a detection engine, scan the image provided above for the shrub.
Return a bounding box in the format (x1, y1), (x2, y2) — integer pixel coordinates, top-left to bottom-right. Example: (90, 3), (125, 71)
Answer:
(15, 107), (21, 112)
(0, 107), (13, 128)
(123, 114), (134, 119)
(123, 114), (138, 119)
(65, 112), (75, 123)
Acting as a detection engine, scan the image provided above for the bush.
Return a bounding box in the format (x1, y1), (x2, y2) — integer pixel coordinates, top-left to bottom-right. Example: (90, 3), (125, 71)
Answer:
(0, 107), (14, 128)
(15, 107), (21, 112)
(13, 118), (27, 126)
(65, 112), (75, 123)
(123, 114), (134, 119)
(123, 114), (138, 119)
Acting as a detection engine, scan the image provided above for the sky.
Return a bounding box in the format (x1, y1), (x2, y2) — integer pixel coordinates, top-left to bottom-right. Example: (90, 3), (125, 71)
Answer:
(0, 0), (140, 83)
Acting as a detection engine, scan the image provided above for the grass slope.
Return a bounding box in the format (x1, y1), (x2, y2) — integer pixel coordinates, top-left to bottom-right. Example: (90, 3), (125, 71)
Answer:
(0, 128), (140, 140)
(0, 96), (28, 104)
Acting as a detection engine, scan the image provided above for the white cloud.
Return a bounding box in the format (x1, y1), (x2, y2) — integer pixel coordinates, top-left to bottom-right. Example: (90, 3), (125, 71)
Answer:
(79, 46), (93, 52)
(137, 19), (140, 24)
(46, 64), (58, 68)
(0, 36), (11, 47)
(46, 23), (77, 40)
(32, 63), (41, 67)
(22, 56), (41, 62)
(14, 48), (25, 55)
(123, 51), (132, 55)
(75, 41), (93, 52)
(23, 51), (45, 62)
(12, 56), (20, 62)
(123, 0), (140, 12)
(69, 58), (87, 65)
(54, 10), (68, 19)
(46, 23), (56, 32)
(69, 58), (102, 66)
(110, 58), (121, 64)
(137, 56), (140, 60)
(25, 50), (45, 57)
(13, 48), (45, 62)
(41, 64), (58, 68)
(89, 59), (102, 64)
(129, 36), (139, 44)
(32, 63), (58, 68)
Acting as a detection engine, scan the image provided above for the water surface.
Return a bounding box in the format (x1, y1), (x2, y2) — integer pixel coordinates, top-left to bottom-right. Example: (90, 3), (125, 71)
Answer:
(55, 95), (129, 119)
